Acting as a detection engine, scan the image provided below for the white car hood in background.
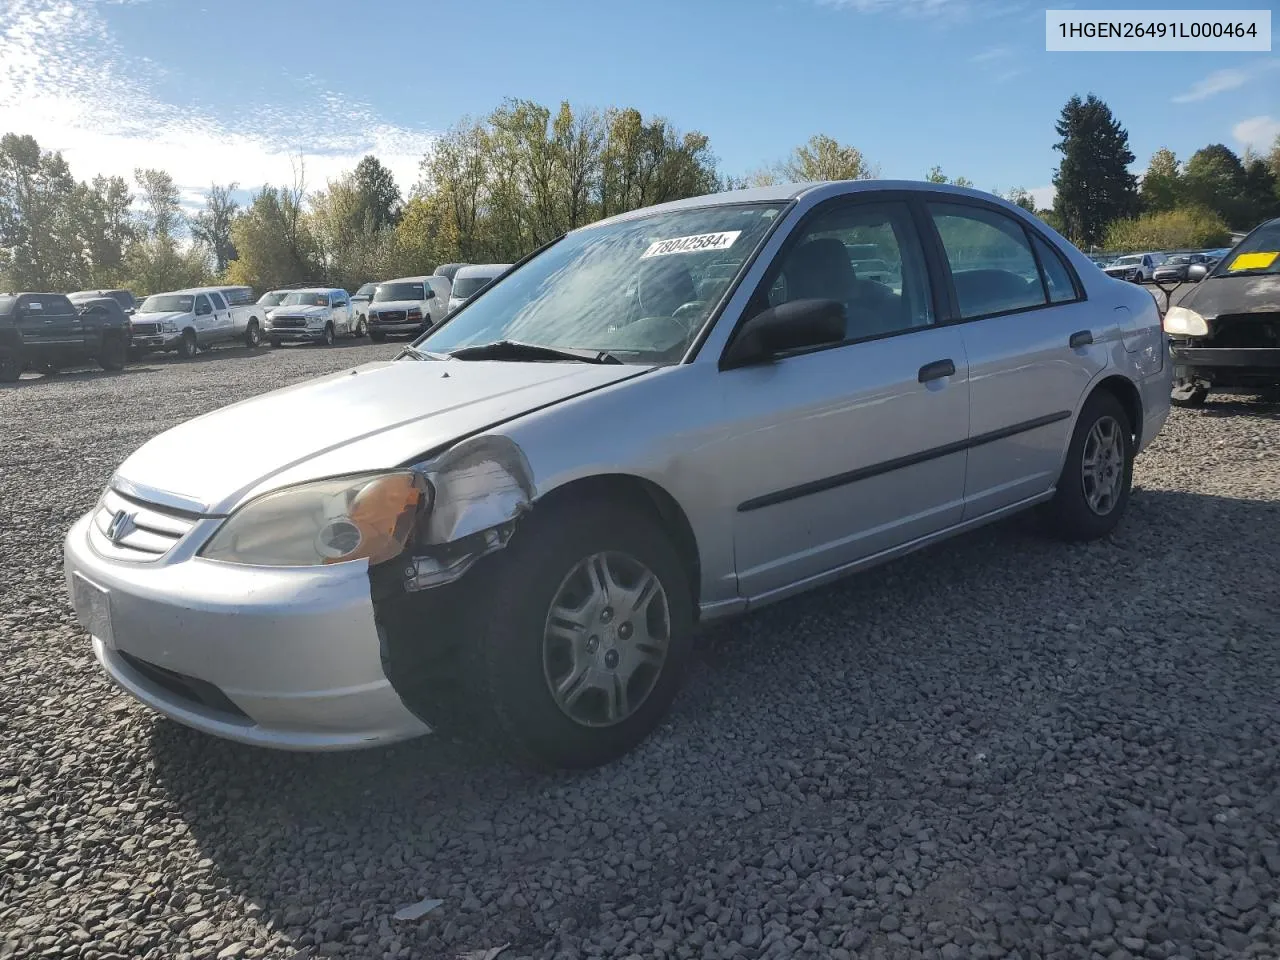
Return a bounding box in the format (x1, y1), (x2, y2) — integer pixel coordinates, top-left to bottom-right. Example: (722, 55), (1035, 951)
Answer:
(132, 311), (189, 325)
(115, 359), (649, 515)
(269, 304), (328, 319)
(369, 299), (425, 313)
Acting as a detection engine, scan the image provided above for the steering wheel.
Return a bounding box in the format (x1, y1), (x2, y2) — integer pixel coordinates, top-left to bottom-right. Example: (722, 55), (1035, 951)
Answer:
(670, 301), (705, 325)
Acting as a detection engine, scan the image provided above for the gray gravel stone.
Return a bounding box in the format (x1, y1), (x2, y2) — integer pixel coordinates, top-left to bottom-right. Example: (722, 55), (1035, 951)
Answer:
(1, 344), (1278, 960)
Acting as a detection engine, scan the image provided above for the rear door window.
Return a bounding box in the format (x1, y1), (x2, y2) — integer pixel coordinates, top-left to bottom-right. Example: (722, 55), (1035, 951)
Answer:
(208, 292), (227, 310)
(1030, 234), (1079, 304)
(927, 203), (1048, 319)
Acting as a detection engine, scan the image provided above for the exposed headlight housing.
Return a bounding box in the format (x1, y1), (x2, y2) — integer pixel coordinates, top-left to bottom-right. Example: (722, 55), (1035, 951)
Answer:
(161, 320), (178, 333)
(306, 315), (324, 327)
(201, 471), (433, 567)
(1163, 306), (1209, 337)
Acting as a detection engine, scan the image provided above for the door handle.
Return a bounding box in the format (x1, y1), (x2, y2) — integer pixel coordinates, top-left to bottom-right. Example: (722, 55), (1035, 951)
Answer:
(918, 358), (956, 383)
(1069, 330), (1093, 348)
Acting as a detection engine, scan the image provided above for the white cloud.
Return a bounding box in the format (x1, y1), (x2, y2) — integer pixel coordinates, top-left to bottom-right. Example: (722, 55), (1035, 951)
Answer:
(1232, 115), (1280, 150)
(1029, 185), (1054, 210)
(1171, 59), (1280, 103)
(0, 0), (436, 215)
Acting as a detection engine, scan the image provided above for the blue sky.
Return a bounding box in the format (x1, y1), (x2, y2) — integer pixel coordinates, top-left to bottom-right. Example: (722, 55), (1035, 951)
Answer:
(1, 0), (1277, 212)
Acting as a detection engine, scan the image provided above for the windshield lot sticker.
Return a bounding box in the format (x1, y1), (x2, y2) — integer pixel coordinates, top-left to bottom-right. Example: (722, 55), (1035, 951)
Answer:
(1228, 251), (1278, 271)
(641, 231), (742, 259)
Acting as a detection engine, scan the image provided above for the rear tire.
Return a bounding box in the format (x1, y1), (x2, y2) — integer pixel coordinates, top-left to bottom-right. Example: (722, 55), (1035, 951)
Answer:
(461, 496), (695, 770)
(178, 330), (198, 360)
(244, 320), (261, 348)
(1042, 390), (1134, 542)
(97, 334), (128, 371)
(0, 347), (21, 383)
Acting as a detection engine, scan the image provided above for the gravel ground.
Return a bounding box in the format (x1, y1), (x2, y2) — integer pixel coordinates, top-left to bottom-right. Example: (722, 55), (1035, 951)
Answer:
(1, 339), (1278, 960)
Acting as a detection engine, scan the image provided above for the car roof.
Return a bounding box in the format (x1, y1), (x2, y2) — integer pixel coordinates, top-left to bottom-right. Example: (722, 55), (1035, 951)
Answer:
(582, 180), (1039, 231)
(453, 264), (510, 277)
(278, 287), (341, 294)
(381, 276), (432, 284)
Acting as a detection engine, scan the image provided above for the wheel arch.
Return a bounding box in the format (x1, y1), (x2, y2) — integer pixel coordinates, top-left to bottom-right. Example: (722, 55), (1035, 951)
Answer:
(1089, 374), (1143, 448)
(534, 473), (703, 611)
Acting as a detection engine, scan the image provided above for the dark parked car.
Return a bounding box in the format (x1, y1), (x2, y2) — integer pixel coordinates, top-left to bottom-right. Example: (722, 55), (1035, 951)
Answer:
(1164, 217), (1280, 406)
(0, 292), (131, 382)
(1152, 253), (1213, 283)
(69, 288), (137, 315)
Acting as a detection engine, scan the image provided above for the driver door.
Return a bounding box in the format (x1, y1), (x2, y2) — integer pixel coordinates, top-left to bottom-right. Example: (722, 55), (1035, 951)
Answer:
(719, 197), (971, 601)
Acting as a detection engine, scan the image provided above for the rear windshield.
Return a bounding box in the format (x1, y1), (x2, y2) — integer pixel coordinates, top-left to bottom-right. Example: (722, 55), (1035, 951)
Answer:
(139, 294), (194, 313)
(451, 276), (498, 299)
(109, 290), (135, 309)
(375, 282), (425, 302)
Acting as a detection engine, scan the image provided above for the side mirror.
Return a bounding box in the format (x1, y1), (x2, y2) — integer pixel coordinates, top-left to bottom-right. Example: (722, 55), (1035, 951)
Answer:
(1187, 264), (1209, 282)
(722, 298), (846, 368)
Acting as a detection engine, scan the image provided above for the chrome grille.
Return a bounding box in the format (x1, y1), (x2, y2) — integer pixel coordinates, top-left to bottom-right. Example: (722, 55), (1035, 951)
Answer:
(131, 322), (160, 336)
(89, 487), (198, 562)
(373, 310), (407, 323)
(271, 316), (307, 328)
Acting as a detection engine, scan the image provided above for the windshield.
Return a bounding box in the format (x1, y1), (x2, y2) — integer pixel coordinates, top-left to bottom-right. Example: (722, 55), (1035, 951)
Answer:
(1166, 255), (1192, 264)
(421, 202), (785, 363)
(139, 294), (194, 313)
(1113, 255), (1142, 265)
(451, 275), (499, 299)
(375, 282), (425, 302)
(258, 291), (288, 306)
(354, 283), (377, 298)
(281, 291), (329, 306)
(1213, 222), (1280, 277)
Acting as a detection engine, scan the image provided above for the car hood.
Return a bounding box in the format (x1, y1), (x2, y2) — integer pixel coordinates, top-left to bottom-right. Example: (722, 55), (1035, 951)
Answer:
(114, 359), (650, 515)
(132, 310), (189, 324)
(268, 304), (328, 318)
(1179, 273), (1280, 318)
(369, 299), (424, 311)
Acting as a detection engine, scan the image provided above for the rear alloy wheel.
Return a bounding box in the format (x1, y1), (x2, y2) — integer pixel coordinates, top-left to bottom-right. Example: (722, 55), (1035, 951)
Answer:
(244, 320), (261, 348)
(322, 323), (335, 346)
(1042, 390), (1134, 542)
(97, 334), (128, 371)
(178, 329), (198, 360)
(0, 347), (21, 383)
(462, 497), (694, 769)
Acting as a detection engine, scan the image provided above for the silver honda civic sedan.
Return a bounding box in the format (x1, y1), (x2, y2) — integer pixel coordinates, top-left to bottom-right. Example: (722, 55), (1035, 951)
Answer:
(64, 181), (1171, 768)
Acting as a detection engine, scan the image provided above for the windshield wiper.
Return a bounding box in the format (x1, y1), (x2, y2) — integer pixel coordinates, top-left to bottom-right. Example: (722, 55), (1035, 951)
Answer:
(446, 340), (622, 364)
(399, 345), (449, 361)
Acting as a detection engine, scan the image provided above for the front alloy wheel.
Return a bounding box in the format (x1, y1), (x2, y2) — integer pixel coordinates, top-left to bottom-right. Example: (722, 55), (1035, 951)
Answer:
(543, 551), (671, 728)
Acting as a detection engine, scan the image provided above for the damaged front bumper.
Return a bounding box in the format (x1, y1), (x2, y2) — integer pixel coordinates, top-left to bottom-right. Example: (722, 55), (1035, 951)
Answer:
(63, 512), (431, 750)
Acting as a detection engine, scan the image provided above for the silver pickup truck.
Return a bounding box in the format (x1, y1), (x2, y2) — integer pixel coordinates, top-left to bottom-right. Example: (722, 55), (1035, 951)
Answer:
(130, 285), (269, 358)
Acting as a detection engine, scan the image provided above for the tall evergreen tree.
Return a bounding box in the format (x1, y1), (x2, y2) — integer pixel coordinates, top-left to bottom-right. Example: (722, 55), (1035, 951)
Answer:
(1051, 94), (1138, 247)
(1139, 147), (1181, 213)
(1183, 144), (1248, 229)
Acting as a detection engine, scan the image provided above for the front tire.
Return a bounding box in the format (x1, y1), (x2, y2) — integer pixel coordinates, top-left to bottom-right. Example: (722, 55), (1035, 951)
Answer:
(353, 316), (366, 338)
(178, 330), (198, 360)
(97, 334), (128, 371)
(1042, 390), (1134, 542)
(322, 323), (335, 346)
(244, 320), (261, 348)
(463, 497), (694, 769)
(0, 347), (21, 383)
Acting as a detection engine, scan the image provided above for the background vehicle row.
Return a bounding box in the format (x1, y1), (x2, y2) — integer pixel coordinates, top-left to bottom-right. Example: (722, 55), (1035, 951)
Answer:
(0, 292), (131, 381)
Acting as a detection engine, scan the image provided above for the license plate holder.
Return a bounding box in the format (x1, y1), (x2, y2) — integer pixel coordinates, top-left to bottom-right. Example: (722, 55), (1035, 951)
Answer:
(72, 573), (114, 648)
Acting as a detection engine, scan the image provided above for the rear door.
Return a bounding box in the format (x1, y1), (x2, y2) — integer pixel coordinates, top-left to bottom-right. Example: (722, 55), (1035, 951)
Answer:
(207, 291), (233, 340)
(30, 294), (85, 354)
(331, 290), (350, 334)
(923, 200), (1113, 519)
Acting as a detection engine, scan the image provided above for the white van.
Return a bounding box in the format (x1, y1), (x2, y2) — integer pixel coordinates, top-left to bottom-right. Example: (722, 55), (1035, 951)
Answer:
(447, 263), (511, 314)
(367, 275), (452, 341)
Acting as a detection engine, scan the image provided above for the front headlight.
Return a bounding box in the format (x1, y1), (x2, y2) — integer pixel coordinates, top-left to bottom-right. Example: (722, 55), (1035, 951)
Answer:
(1163, 306), (1209, 337)
(161, 320), (178, 333)
(200, 471), (433, 567)
(306, 315), (324, 327)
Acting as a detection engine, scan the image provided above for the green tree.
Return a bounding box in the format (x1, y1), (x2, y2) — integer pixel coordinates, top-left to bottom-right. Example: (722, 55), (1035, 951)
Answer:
(352, 155), (402, 230)
(0, 133), (83, 289)
(1102, 207), (1230, 252)
(924, 167), (974, 188)
(74, 174), (135, 286)
(751, 135), (876, 186)
(1183, 144), (1248, 229)
(1051, 94), (1139, 248)
(1241, 158), (1280, 228)
(189, 183), (240, 275)
(1002, 187), (1036, 213)
(1139, 147), (1181, 213)
(225, 169), (320, 291)
(123, 167), (209, 294)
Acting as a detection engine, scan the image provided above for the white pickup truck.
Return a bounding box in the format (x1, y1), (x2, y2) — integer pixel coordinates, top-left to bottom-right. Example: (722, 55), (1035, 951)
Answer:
(130, 285), (268, 359)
